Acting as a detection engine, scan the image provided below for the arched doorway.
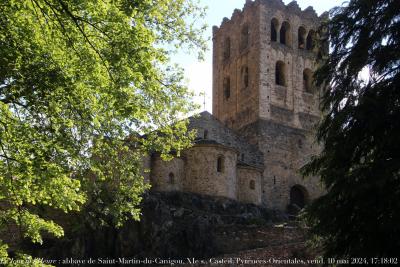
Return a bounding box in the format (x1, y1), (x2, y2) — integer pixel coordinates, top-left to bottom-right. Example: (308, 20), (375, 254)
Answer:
(288, 185), (308, 214)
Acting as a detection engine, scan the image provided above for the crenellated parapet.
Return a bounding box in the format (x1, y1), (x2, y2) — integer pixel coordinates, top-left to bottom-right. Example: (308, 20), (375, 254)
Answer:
(213, 0), (324, 37)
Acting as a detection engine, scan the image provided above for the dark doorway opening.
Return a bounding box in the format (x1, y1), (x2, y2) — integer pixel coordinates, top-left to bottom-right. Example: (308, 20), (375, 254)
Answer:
(288, 185), (308, 215)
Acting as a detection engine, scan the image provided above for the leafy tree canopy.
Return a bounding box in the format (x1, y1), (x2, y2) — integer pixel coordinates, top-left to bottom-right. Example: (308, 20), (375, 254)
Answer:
(0, 0), (206, 264)
(302, 0), (400, 258)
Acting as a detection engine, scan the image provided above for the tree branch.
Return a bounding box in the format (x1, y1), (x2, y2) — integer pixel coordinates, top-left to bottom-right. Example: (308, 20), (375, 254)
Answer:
(55, 0), (114, 81)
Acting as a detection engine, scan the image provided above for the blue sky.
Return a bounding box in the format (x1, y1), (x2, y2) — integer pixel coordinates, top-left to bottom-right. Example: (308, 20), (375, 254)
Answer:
(174, 0), (344, 112)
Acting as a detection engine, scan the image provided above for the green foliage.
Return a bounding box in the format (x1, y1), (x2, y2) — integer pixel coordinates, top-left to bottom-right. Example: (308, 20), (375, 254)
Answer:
(0, 0), (206, 264)
(302, 0), (400, 258)
(0, 241), (53, 267)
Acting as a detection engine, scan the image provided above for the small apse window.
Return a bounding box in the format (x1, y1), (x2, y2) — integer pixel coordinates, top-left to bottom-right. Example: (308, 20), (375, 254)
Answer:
(168, 172), (175, 184)
(250, 180), (255, 190)
(217, 156), (224, 173)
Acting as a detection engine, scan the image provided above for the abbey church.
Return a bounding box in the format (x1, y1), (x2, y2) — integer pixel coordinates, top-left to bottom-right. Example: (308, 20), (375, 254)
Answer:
(145, 0), (326, 211)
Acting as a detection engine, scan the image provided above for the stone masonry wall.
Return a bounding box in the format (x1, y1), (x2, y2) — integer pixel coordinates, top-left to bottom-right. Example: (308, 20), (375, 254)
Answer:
(189, 112), (263, 169)
(149, 0), (325, 210)
(212, 1), (260, 130)
(237, 166), (262, 205)
(212, 0), (326, 210)
(150, 155), (184, 192)
(239, 119), (323, 209)
(258, 0), (323, 129)
(212, 0), (325, 131)
(183, 145), (238, 199)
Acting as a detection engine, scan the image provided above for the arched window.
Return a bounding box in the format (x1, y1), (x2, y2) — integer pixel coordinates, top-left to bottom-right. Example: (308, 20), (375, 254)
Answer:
(271, 18), (278, 42)
(223, 77), (230, 99)
(241, 66), (249, 88)
(275, 61), (286, 86)
(306, 30), (315, 50)
(217, 156), (224, 173)
(303, 68), (313, 92)
(240, 24), (249, 51)
(280, 21), (291, 46)
(298, 26), (306, 49)
(168, 172), (175, 184)
(249, 180), (255, 190)
(223, 37), (231, 60)
(203, 129), (208, 139)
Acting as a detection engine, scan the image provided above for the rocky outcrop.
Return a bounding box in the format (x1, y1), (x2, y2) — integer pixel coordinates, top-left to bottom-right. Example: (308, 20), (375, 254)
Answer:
(28, 191), (273, 264)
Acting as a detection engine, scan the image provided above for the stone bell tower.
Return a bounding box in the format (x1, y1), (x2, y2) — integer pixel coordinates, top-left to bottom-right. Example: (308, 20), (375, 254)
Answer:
(212, 0), (327, 210)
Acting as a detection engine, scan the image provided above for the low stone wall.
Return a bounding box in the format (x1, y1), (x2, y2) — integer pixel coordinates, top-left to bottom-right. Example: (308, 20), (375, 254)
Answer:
(27, 191), (272, 262)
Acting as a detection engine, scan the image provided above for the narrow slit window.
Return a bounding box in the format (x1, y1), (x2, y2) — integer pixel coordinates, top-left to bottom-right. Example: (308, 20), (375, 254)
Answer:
(223, 37), (231, 60)
(271, 18), (278, 42)
(168, 172), (175, 184)
(275, 61), (286, 86)
(241, 66), (249, 88)
(223, 77), (231, 99)
(240, 24), (249, 51)
(250, 180), (255, 190)
(217, 156), (224, 173)
(303, 68), (313, 92)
